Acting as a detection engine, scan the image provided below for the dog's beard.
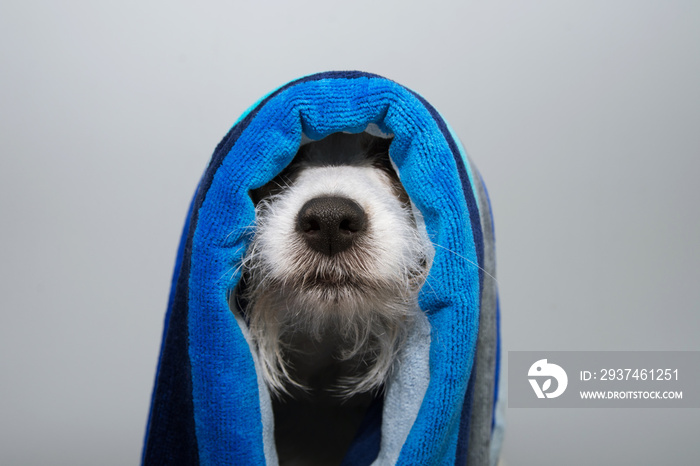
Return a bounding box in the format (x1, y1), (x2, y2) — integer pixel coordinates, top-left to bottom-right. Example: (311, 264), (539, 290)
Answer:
(241, 205), (428, 399)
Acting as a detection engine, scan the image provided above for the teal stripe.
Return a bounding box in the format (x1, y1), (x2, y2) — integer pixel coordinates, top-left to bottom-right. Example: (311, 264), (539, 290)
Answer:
(442, 117), (481, 209)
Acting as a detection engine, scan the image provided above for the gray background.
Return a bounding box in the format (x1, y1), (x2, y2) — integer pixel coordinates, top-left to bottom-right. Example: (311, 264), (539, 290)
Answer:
(1, 1), (698, 464)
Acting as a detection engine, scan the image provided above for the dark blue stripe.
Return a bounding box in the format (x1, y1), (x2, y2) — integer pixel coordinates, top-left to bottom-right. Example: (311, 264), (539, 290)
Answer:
(492, 296), (501, 432)
(455, 346), (478, 462)
(143, 194), (200, 464)
(142, 191), (198, 465)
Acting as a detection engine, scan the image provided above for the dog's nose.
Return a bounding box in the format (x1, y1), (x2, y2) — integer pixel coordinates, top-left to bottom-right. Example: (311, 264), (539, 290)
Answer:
(296, 196), (366, 256)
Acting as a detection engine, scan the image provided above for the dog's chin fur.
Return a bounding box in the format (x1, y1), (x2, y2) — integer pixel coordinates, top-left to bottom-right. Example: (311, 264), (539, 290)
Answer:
(243, 251), (424, 397)
(240, 132), (432, 400)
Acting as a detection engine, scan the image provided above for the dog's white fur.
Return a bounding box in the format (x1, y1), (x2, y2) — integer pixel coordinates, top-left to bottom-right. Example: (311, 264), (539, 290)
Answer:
(241, 132), (432, 400)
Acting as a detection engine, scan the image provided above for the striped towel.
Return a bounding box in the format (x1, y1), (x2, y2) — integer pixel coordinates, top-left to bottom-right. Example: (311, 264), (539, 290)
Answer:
(143, 71), (503, 465)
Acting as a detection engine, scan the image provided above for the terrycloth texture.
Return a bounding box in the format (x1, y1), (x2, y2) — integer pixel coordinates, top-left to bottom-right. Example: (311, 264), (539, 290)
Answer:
(143, 71), (502, 465)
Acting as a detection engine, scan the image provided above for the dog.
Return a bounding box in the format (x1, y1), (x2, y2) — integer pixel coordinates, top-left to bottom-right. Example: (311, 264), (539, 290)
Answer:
(238, 131), (433, 465)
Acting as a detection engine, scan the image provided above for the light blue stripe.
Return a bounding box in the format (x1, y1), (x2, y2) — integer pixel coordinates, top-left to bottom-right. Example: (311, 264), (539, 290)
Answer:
(442, 117), (481, 209)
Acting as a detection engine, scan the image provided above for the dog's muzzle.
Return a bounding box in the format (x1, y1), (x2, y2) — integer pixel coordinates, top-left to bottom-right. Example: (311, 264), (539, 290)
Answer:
(295, 196), (367, 256)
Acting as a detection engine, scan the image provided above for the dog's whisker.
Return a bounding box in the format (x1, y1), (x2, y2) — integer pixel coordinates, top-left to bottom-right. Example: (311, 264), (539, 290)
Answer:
(222, 224), (256, 245)
(430, 241), (499, 286)
(215, 263), (243, 286)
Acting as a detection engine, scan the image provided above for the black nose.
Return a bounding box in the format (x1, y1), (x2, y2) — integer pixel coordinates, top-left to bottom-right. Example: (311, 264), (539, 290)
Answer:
(296, 196), (366, 256)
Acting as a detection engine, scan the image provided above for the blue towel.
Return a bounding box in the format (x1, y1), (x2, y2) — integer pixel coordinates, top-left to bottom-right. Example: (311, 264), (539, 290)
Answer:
(143, 71), (502, 465)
